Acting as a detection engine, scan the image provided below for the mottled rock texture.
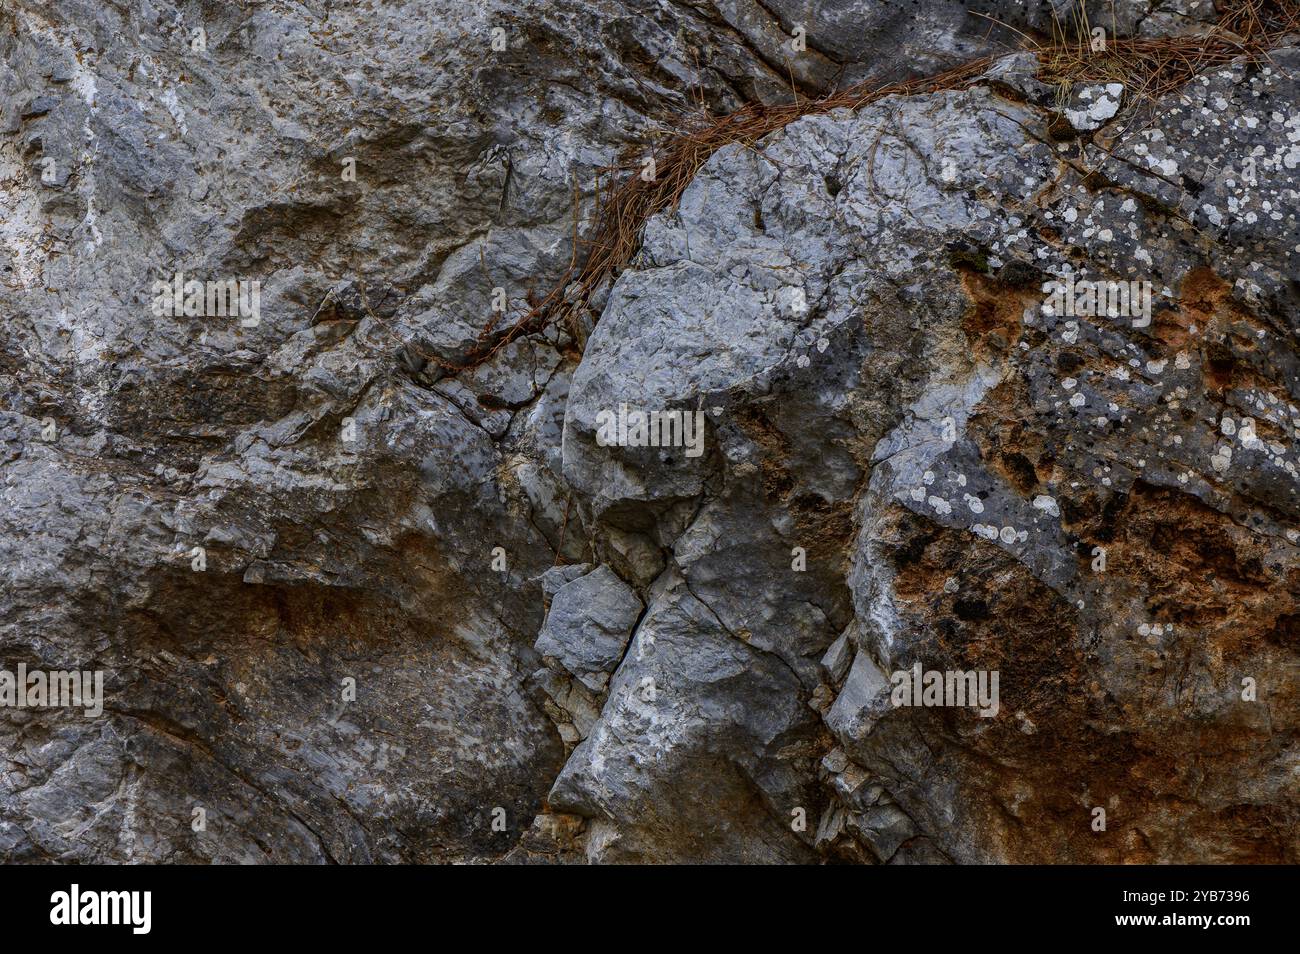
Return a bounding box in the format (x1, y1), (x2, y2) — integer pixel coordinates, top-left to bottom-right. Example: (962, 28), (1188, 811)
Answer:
(1, 0), (1295, 863)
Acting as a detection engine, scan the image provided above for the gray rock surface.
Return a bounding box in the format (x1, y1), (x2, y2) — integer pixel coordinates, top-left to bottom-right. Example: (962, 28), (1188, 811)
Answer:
(535, 564), (641, 691)
(555, 41), (1300, 862)
(1, 0), (1295, 864)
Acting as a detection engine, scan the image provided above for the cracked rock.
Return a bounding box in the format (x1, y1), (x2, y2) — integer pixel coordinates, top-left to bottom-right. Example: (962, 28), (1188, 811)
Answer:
(535, 564), (642, 692)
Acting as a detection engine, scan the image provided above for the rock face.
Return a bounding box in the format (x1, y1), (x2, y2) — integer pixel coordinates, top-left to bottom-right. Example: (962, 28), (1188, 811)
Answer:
(1, 0), (1295, 864)
(535, 564), (641, 692)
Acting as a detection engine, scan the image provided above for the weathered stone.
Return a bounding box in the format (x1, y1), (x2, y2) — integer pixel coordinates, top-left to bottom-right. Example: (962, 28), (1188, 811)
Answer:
(535, 564), (642, 692)
(2, 0), (1295, 865)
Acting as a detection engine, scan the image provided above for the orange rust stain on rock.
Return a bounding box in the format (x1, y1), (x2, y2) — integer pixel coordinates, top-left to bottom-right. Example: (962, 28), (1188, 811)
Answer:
(731, 403), (856, 558)
(1167, 267), (1287, 403)
(1100, 482), (1299, 662)
(864, 503), (1298, 864)
(733, 403), (796, 502)
(968, 375), (1057, 494)
(957, 269), (1039, 361)
(1178, 266), (1230, 319)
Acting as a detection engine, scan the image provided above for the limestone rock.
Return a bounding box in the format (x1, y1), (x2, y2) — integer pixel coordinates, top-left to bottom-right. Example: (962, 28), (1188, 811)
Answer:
(2, 0), (1295, 865)
(535, 564), (642, 692)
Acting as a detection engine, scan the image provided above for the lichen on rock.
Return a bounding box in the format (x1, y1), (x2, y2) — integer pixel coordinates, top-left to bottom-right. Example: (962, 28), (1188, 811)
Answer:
(1, 0), (1296, 864)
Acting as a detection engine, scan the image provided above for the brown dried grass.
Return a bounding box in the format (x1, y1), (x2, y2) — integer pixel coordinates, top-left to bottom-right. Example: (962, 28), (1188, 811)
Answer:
(433, 0), (1300, 372)
(1040, 0), (1300, 103)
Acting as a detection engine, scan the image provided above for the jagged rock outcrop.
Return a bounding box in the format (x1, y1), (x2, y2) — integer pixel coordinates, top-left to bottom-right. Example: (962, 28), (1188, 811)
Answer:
(555, 44), (1300, 861)
(1, 0), (1294, 863)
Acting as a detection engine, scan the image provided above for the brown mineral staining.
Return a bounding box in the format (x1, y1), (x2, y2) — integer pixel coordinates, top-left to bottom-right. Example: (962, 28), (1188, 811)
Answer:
(13, 0), (1300, 867)
(791, 493), (857, 557)
(865, 490), (1299, 864)
(732, 403), (855, 566)
(1094, 483), (1299, 662)
(968, 376), (1055, 493)
(733, 402), (796, 501)
(957, 268), (1038, 361)
(1169, 267), (1292, 399)
(1177, 266), (1230, 328)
